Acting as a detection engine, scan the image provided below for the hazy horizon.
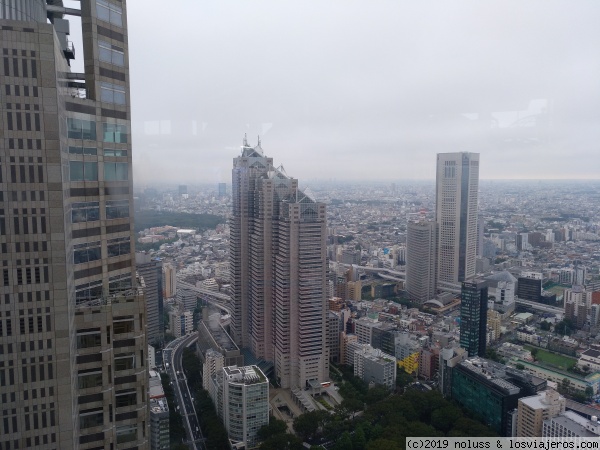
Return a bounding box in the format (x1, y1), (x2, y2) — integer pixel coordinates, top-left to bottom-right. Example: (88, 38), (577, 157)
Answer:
(67, 1), (600, 184)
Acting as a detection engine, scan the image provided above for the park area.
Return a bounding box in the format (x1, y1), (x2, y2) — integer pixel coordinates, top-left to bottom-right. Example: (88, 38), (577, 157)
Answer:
(524, 345), (577, 371)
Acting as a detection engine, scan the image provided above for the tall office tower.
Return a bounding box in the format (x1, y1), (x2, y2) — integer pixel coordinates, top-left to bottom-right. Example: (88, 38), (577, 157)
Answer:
(163, 263), (176, 298)
(460, 280), (488, 357)
(218, 182), (226, 197)
(0, 2), (148, 449)
(476, 213), (484, 258)
(435, 152), (480, 284)
(230, 138), (329, 389)
(406, 219), (437, 303)
(136, 252), (164, 346)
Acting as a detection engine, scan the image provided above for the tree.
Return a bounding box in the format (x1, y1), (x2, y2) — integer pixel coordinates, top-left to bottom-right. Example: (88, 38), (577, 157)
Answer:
(258, 418), (288, 441)
(333, 432), (353, 450)
(540, 320), (551, 331)
(366, 439), (403, 450)
(585, 386), (594, 401)
(530, 347), (539, 360)
(354, 426), (367, 450)
(293, 410), (328, 441)
(260, 432), (303, 450)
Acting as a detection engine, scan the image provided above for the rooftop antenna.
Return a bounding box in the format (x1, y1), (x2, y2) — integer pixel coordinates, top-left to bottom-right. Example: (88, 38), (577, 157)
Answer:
(243, 133), (248, 147)
(257, 135), (261, 147)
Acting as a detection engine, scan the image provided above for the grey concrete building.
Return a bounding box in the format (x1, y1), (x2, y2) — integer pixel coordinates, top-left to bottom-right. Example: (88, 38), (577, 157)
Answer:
(406, 219), (437, 303)
(0, 1), (148, 448)
(230, 138), (329, 389)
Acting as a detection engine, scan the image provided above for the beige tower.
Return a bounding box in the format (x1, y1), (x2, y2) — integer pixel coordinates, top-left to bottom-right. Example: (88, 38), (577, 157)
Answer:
(0, 1), (148, 448)
(517, 390), (566, 437)
(406, 219), (437, 303)
(230, 139), (329, 389)
(436, 152), (480, 284)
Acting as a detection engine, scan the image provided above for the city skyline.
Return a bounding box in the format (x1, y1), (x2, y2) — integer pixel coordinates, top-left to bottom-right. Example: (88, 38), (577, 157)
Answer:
(124, 0), (599, 183)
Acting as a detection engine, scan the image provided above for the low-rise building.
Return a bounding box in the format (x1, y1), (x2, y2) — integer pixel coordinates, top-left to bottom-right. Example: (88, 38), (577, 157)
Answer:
(517, 390), (566, 437)
(354, 345), (397, 389)
(149, 370), (170, 449)
(543, 411), (600, 438)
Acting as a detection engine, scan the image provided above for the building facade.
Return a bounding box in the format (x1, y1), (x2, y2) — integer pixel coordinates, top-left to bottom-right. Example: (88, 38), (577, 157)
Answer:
(460, 280), (488, 357)
(230, 139), (329, 389)
(406, 219), (437, 303)
(137, 252), (164, 345)
(0, 1), (148, 448)
(435, 152), (480, 284)
(517, 390), (566, 437)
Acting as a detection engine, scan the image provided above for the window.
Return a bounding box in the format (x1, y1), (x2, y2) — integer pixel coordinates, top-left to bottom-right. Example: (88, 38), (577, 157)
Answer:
(107, 237), (130, 258)
(99, 82), (126, 105)
(114, 353), (134, 371)
(96, 0), (122, 27)
(78, 371), (103, 389)
(70, 161), (98, 182)
(72, 202), (100, 223)
(79, 408), (104, 429)
(103, 149), (127, 157)
(104, 162), (128, 181)
(73, 241), (101, 264)
(106, 200), (129, 219)
(75, 280), (103, 305)
(102, 123), (127, 143)
(109, 274), (131, 293)
(116, 424), (137, 444)
(98, 41), (124, 66)
(115, 390), (137, 408)
(67, 118), (97, 140)
(76, 332), (101, 349)
(113, 320), (134, 335)
(69, 146), (97, 156)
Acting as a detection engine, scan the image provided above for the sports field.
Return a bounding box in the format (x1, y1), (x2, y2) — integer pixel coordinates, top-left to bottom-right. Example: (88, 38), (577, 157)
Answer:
(524, 345), (576, 370)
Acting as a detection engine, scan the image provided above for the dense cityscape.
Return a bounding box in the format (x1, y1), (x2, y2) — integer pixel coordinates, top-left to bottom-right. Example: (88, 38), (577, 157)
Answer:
(2, 1), (600, 450)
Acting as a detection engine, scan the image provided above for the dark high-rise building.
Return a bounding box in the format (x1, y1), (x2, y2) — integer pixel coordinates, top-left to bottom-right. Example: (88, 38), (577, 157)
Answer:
(178, 184), (188, 197)
(406, 219), (437, 303)
(517, 275), (543, 302)
(1, 1), (148, 449)
(136, 252), (164, 346)
(230, 137), (329, 389)
(218, 182), (227, 197)
(460, 280), (488, 357)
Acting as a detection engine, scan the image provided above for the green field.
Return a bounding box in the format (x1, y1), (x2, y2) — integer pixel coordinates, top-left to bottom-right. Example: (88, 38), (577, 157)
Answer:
(524, 345), (576, 370)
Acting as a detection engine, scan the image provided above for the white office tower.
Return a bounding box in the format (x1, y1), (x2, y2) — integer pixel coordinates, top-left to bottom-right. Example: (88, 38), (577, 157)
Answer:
(221, 365), (269, 449)
(436, 152), (480, 284)
(230, 138), (329, 389)
(406, 219), (438, 303)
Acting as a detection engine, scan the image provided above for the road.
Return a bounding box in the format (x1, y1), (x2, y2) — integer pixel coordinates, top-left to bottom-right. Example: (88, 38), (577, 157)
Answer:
(164, 334), (205, 449)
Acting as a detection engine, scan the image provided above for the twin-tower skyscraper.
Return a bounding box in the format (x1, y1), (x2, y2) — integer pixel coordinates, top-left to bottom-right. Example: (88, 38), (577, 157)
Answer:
(230, 138), (329, 389)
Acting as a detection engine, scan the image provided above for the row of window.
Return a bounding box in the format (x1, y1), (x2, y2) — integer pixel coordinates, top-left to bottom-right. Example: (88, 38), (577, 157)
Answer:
(69, 161), (128, 181)
(72, 200), (129, 223)
(73, 239), (130, 264)
(97, 0), (123, 27)
(68, 118), (128, 143)
(69, 146), (128, 157)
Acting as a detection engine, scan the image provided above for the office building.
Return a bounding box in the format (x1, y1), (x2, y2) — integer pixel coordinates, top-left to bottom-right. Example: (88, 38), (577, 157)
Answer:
(543, 411), (600, 438)
(137, 252), (164, 345)
(213, 365), (270, 449)
(517, 273), (543, 302)
(451, 357), (546, 436)
(435, 152), (480, 284)
(230, 138), (329, 389)
(353, 346), (397, 390)
(564, 285), (592, 329)
(163, 263), (177, 298)
(149, 370), (170, 449)
(218, 182), (227, 197)
(0, 1), (148, 449)
(517, 390), (566, 437)
(460, 280), (488, 357)
(178, 184), (188, 198)
(439, 346), (468, 398)
(169, 309), (193, 337)
(406, 219), (437, 303)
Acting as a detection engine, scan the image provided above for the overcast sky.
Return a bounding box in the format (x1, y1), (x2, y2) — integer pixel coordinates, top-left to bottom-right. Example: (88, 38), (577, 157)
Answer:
(118, 1), (600, 185)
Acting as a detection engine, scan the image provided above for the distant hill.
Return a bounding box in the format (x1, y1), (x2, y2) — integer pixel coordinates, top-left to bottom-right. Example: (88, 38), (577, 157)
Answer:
(134, 210), (226, 233)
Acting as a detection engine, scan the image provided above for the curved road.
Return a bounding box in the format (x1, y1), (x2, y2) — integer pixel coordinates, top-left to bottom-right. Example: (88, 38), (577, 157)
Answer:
(164, 334), (205, 449)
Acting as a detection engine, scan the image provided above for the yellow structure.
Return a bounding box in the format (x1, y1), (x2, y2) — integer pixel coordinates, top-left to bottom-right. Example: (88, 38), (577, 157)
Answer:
(398, 352), (420, 375)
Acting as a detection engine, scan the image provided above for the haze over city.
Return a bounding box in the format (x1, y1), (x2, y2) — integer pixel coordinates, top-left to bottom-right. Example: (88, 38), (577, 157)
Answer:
(121, 0), (600, 184)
